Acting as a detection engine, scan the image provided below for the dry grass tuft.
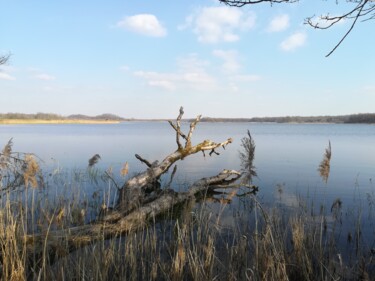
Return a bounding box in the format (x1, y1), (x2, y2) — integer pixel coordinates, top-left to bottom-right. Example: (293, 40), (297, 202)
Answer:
(23, 154), (40, 188)
(318, 140), (332, 184)
(0, 138), (13, 170)
(2, 138), (13, 159)
(120, 162), (129, 177)
(88, 154), (101, 167)
(290, 216), (313, 280)
(239, 130), (257, 184)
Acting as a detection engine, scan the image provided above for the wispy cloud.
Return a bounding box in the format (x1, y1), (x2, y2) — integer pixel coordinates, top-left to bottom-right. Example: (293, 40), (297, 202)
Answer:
(0, 72), (16, 81)
(212, 50), (261, 91)
(280, 31), (307, 51)
(231, 74), (261, 82)
(133, 54), (215, 91)
(34, 73), (56, 81)
(148, 80), (176, 91)
(181, 6), (256, 43)
(267, 14), (289, 32)
(212, 49), (240, 73)
(116, 14), (167, 37)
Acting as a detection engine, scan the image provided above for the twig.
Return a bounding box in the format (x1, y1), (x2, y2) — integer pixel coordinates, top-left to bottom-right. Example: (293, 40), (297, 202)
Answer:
(135, 154), (152, 168)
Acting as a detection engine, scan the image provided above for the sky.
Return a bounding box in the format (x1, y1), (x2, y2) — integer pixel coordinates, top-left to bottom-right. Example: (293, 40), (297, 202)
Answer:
(0, 0), (374, 119)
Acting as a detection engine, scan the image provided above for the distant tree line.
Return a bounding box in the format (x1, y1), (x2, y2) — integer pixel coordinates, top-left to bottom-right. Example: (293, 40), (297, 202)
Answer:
(345, 114), (375, 124)
(67, 113), (125, 121)
(2, 112), (375, 123)
(0, 113), (125, 121)
(198, 113), (375, 124)
(0, 113), (64, 120)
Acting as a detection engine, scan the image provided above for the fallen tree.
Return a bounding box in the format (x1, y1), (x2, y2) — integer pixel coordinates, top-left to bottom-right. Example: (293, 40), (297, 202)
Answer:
(3, 107), (256, 266)
(117, 107), (233, 212)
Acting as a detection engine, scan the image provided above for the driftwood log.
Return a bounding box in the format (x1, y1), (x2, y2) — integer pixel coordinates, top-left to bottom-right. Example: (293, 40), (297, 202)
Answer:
(25, 107), (255, 263)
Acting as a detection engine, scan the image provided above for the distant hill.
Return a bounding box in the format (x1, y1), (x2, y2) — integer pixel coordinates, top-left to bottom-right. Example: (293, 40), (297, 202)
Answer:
(67, 113), (125, 121)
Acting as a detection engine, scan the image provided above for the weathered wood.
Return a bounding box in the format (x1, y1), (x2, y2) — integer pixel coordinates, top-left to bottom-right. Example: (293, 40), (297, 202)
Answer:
(23, 108), (251, 266)
(25, 170), (245, 261)
(117, 107), (233, 211)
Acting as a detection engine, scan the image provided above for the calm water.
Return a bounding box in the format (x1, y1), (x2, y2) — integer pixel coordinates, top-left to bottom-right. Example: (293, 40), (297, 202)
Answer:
(1, 122), (375, 202)
(2, 121), (375, 259)
(2, 122), (375, 216)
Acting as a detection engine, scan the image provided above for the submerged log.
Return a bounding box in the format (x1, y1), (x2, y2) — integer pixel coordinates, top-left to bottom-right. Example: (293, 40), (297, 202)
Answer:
(23, 107), (256, 264)
(26, 170), (244, 262)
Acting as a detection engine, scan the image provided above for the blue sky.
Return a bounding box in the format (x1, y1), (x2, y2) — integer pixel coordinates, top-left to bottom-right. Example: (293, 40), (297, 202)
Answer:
(0, 0), (374, 118)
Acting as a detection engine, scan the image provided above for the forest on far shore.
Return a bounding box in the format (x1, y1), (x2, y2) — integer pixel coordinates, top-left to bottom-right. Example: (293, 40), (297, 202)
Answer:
(198, 113), (375, 124)
(1, 112), (375, 124)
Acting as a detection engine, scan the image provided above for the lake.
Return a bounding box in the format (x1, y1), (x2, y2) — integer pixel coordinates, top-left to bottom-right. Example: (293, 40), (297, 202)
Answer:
(2, 121), (375, 260)
(1, 122), (374, 202)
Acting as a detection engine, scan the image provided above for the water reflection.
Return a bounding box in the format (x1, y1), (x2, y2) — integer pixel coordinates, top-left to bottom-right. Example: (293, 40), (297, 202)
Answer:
(1, 122), (375, 204)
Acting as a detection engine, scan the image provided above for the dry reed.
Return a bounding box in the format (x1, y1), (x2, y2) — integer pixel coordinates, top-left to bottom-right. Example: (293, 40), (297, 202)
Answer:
(318, 141), (332, 184)
(0, 139), (373, 280)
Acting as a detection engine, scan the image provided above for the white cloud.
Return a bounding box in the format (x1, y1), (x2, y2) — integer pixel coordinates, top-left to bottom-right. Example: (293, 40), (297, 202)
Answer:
(213, 49), (240, 73)
(280, 31), (307, 51)
(117, 14), (167, 37)
(148, 80), (176, 91)
(176, 53), (210, 73)
(183, 6), (256, 43)
(34, 73), (56, 81)
(0, 72), (16, 81)
(133, 54), (215, 91)
(267, 14), (289, 32)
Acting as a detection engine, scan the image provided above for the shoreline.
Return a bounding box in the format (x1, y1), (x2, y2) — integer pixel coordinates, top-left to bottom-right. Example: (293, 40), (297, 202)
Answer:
(0, 119), (121, 125)
(0, 119), (374, 125)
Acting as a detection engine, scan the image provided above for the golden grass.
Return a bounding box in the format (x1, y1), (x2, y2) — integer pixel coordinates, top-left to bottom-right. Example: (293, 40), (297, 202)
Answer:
(318, 140), (332, 184)
(0, 119), (121, 124)
(0, 139), (374, 280)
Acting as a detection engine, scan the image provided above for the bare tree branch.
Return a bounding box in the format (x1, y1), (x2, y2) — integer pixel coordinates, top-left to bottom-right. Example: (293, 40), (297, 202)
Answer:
(305, 0), (373, 56)
(0, 53), (10, 65)
(135, 154), (152, 168)
(168, 106), (185, 150)
(186, 114), (202, 148)
(219, 0), (296, 7)
(219, 0), (375, 56)
(118, 109), (233, 212)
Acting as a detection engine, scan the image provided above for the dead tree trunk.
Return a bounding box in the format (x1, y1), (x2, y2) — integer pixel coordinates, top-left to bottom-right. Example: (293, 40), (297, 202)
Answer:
(117, 107), (232, 212)
(26, 170), (242, 261)
(24, 107), (255, 264)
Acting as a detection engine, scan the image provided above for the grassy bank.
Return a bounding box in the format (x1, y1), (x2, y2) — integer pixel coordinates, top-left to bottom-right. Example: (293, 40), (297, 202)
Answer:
(0, 119), (121, 124)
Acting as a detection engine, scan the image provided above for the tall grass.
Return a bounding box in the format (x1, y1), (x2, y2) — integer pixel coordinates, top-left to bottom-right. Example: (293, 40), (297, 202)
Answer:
(0, 139), (374, 280)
